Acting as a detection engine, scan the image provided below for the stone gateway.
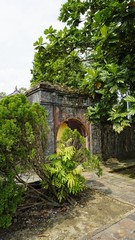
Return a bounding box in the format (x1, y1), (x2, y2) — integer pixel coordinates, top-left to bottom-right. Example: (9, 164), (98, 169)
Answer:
(26, 82), (135, 160)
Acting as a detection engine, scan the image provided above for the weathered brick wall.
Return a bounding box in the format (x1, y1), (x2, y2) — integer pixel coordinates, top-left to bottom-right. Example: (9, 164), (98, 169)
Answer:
(90, 124), (102, 156)
(101, 124), (135, 160)
(26, 83), (135, 160)
(26, 83), (91, 156)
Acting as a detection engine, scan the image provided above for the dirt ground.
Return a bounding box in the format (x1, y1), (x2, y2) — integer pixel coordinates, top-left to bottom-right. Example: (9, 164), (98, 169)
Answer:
(0, 184), (133, 240)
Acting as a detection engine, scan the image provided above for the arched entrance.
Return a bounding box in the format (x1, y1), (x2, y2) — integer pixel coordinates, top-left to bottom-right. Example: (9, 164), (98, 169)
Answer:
(26, 82), (92, 155)
(56, 118), (87, 143)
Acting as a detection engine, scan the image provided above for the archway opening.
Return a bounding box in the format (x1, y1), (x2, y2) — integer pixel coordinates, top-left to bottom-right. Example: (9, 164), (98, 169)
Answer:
(56, 122), (68, 142)
(56, 118), (87, 143)
(66, 119), (86, 137)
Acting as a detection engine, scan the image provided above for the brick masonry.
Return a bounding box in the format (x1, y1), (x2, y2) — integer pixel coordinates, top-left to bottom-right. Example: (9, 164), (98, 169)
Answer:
(26, 82), (135, 160)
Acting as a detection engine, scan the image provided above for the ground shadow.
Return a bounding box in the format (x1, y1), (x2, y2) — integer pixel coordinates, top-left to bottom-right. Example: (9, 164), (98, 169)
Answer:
(85, 179), (112, 195)
(0, 187), (96, 239)
(102, 158), (135, 178)
(112, 165), (135, 179)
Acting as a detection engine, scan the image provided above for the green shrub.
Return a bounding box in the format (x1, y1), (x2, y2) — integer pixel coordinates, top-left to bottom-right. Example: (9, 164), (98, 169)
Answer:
(0, 178), (24, 228)
(0, 94), (48, 228)
(42, 128), (102, 202)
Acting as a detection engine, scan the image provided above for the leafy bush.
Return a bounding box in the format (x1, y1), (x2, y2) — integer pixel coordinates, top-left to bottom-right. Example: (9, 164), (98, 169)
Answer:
(0, 178), (24, 228)
(42, 128), (102, 203)
(0, 94), (48, 228)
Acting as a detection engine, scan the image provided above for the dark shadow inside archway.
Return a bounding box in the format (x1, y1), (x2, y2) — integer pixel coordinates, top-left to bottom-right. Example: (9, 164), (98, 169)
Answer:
(57, 118), (87, 143)
(65, 119), (86, 137)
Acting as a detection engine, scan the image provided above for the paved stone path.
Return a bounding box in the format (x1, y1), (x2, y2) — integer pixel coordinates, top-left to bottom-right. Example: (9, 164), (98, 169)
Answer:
(80, 160), (135, 240)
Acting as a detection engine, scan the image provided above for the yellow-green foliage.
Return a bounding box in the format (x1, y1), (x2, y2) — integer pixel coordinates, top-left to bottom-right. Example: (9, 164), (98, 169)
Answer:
(42, 128), (102, 203)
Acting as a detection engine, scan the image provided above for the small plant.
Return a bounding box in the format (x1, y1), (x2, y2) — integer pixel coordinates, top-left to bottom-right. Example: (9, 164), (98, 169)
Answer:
(41, 128), (102, 203)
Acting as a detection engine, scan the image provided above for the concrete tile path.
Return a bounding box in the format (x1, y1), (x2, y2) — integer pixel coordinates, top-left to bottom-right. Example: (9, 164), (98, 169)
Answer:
(80, 160), (135, 240)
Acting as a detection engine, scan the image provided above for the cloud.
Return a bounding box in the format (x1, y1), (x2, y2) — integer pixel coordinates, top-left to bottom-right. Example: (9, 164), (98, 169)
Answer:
(0, 0), (66, 94)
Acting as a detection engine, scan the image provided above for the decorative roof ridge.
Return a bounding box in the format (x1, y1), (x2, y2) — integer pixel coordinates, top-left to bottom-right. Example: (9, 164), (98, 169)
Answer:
(8, 86), (20, 96)
(26, 81), (90, 97)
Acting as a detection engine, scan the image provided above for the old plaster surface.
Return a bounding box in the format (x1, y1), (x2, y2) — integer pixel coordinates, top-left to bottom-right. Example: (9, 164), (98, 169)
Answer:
(26, 82), (135, 160)
(26, 82), (102, 156)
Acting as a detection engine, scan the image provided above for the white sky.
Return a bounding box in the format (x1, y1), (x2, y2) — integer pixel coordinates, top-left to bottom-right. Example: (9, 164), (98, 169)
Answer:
(0, 0), (66, 94)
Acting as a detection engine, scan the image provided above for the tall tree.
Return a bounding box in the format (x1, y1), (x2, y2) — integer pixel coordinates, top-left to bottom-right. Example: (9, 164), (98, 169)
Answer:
(31, 0), (135, 132)
(59, 0), (135, 132)
(31, 26), (85, 88)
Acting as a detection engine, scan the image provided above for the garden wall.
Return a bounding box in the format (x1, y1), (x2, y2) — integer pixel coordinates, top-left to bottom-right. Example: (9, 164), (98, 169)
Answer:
(101, 124), (135, 160)
(26, 82), (135, 160)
